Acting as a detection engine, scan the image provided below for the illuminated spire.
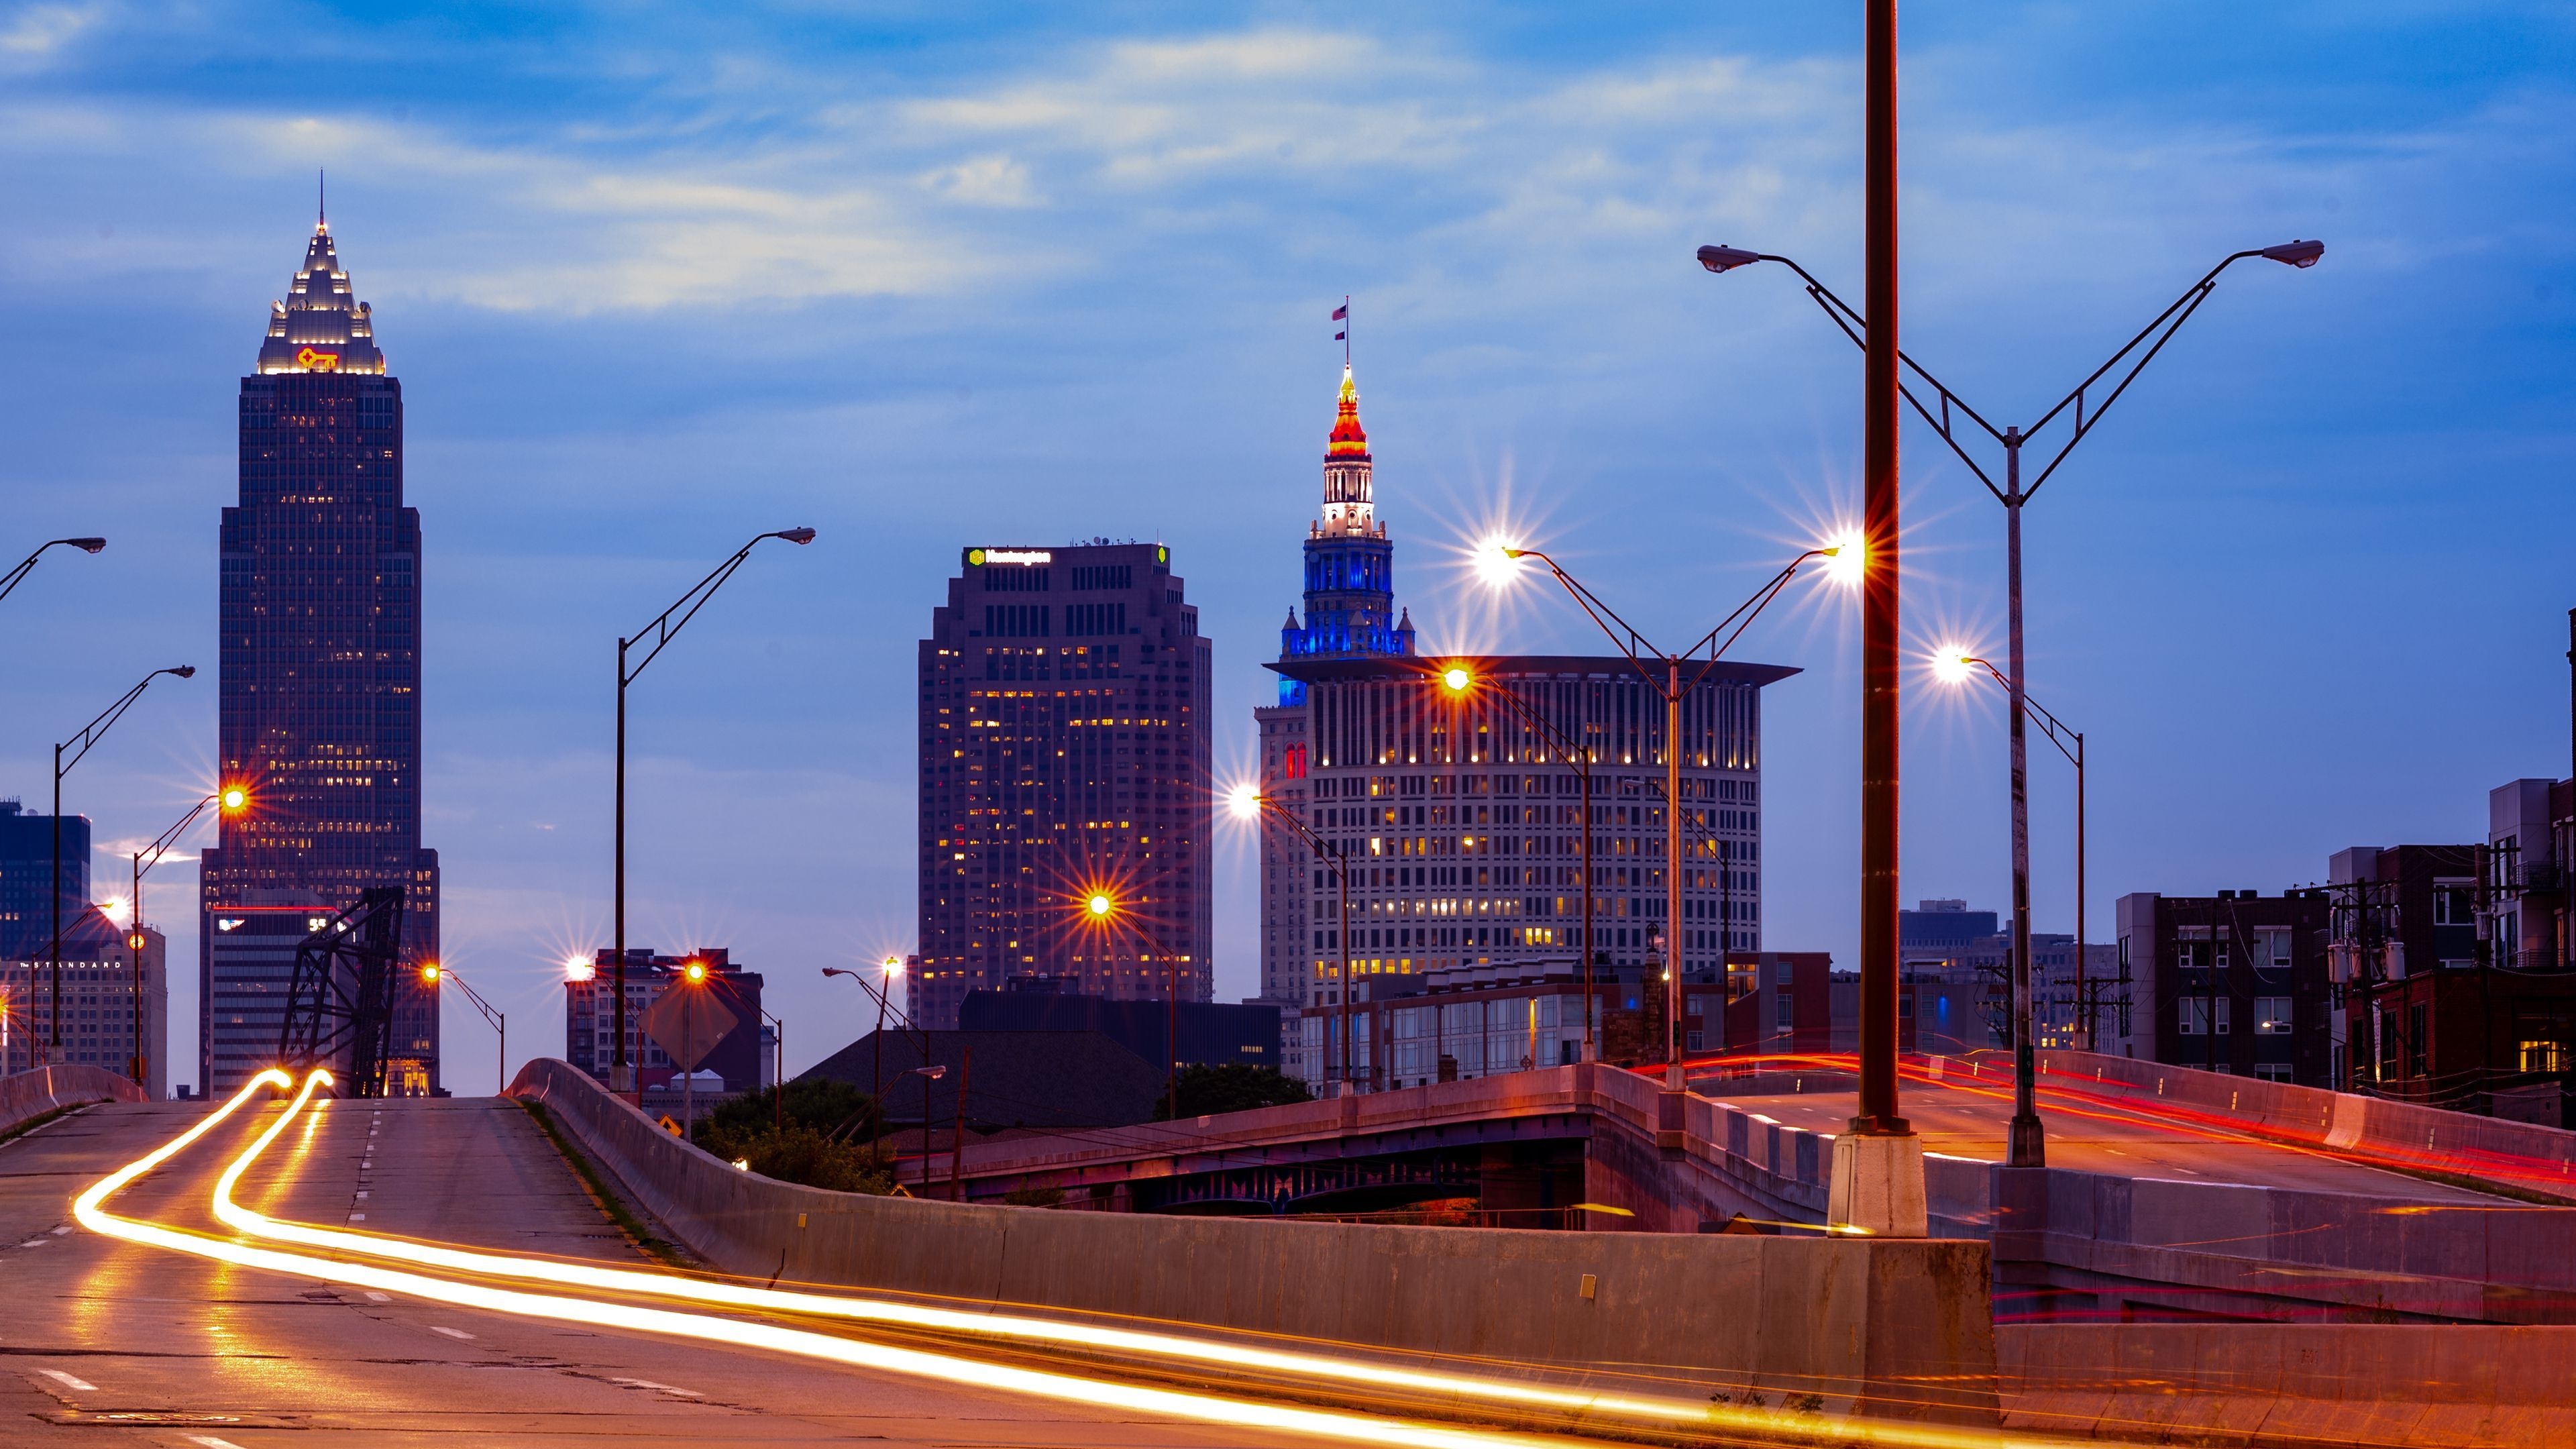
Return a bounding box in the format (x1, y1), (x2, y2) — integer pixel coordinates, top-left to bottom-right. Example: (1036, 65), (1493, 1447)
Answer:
(1318, 363), (1374, 533)
(255, 213), (385, 375)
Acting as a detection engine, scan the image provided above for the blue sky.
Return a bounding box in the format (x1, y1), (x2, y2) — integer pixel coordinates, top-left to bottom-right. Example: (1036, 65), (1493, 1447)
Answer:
(3, 2), (2571, 1091)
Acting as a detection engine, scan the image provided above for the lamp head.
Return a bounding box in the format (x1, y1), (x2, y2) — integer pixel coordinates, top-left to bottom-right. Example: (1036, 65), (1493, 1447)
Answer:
(774, 527), (818, 545)
(683, 959), (708, 983)
(67, 537), (106, 554)
(1821, 531), (1866, 588)
(127, 932), (146, 951)
(1696, 244), (1762, 274)
(220, 786), (248, 812)
(2259, 239), (2324, 268)
(883, 955), (903, 975)
(1930, 649), (1978, 686)
(169, 665), (197, 680)
(1440, 665), (1473, 694)
(1224, 782), (1263, 820)
(420, 963), (441, 983)
(1087, 893), (1114, 918)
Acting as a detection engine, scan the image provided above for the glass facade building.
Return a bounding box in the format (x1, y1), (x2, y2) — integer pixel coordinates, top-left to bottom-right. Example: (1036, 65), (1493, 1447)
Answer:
(916, 541), (1212, 1030)
(199, 217), (439, 1097)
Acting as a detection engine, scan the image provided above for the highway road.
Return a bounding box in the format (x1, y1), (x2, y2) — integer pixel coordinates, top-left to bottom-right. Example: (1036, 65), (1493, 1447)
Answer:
(0, 1093), (1419, 1448)
(1689, 1062), (2504, 1202)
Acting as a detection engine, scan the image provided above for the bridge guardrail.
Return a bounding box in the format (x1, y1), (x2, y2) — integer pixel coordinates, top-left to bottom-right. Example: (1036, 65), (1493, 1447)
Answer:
(0, 1064), (149, 1136)
(508, 1056), (1999, 1428)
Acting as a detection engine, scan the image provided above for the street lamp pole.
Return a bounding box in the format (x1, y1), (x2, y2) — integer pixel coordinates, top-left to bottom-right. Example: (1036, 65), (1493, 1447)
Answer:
(1, 537), (106, 604)
(422, 963), (504, 1095)
(1492, 546), (1833, 1087)
(1949, 655), (2088, 1052)
(1235, 795), (1356, 1092)
(1697, 239), (2320, 1167)
(1085, 892), (1191, 1117)
(612, 527), (816, 1102)
(48, 665), (195, 1067)
(824, 961), (924, 1147)
(1434, 666), (1599, 1059)
(123, 787), (246, 1089)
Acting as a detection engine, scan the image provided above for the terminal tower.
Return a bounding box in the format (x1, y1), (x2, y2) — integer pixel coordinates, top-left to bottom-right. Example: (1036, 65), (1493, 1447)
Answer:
(1252, 363), (1415, 1004)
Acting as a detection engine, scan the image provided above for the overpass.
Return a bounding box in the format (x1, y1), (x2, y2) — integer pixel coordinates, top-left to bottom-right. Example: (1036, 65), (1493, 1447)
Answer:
(935, 1049), (2576, 1324)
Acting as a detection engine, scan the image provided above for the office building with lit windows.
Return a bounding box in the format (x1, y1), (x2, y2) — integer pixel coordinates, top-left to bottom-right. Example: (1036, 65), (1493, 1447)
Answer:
(916, 541), (1212, 1030)
(199, 212), (439, 1097)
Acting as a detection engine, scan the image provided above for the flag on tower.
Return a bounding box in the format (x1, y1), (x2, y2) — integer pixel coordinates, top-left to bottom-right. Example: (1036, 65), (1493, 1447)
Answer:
(1331, 303), (1348, 320)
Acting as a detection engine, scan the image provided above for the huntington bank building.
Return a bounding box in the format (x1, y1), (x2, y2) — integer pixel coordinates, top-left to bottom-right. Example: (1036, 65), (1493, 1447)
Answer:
(1254, 364), (1794, 1091)
(916, 541), (1213, 1030)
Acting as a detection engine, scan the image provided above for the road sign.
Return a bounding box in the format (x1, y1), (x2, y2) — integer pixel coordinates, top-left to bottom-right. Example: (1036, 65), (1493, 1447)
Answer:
(643, 987), (737, 1072)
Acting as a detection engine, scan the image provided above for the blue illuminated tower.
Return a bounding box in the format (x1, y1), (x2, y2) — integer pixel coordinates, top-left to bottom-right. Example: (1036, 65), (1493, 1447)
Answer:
(1275, 364), (1415, 698)
(1254, 363), (1414, 1006)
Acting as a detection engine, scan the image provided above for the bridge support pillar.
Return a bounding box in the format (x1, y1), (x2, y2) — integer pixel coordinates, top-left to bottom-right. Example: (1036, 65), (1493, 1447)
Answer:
(1829, 1132), (1927, 1238)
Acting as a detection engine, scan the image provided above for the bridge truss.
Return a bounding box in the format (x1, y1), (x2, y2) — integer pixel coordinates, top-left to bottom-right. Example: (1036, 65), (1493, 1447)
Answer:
(278, 887), (407, 1097)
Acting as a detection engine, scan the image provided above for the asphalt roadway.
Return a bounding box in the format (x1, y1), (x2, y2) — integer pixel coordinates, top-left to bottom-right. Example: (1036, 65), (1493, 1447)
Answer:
(0, 1095), (1394, 1448)
(1690, 1066), (2504, 1202)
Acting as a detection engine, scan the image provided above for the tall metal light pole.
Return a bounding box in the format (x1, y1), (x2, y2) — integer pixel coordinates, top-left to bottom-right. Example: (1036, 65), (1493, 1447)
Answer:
(0, 537), (106, 604)
(48, 665), (194, 1067)
(1085, 891), (1189, 1119)
(1434, 664), (1601, 1059)
(1698, 237), (2320, 1175)
(1485, 547), (1837, 1087)
(1941, 653), (2088, 1051)
(123, 786), (248, 1088)
(613, 527), (816, 1099)
(825, 959), (922, 1147)
(1231, 790), (1356, 1092)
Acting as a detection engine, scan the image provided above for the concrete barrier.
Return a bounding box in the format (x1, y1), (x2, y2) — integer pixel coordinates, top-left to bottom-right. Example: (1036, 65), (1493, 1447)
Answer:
(0, 1064), (149, 1134)
(510, 1057), (2000, 1426)
(2001, 1323), (2576, 1447)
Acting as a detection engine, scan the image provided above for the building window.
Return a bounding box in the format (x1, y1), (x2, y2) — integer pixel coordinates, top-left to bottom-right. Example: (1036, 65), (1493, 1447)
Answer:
(2180, 998), (2230, 1034)
(1775, 994), (1793, 1030)
(2253, 1063), (2292, 1083)
(2408, 1002), (2429, 1078)
(2254, 997), (2291, 1034)
(2432, 885), (2475, 927)
(2522, 1039), (2569, 1074)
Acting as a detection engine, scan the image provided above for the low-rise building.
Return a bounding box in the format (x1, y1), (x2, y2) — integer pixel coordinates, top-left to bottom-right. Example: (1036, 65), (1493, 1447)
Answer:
(564, 948), (766, 1097)
(2110, 888), (2333, 1085)
(3, 907), (166, 1097)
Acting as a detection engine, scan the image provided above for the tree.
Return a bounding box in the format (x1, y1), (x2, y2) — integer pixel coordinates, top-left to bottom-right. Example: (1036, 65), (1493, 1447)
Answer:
(1151, 1063), (1312, 1121)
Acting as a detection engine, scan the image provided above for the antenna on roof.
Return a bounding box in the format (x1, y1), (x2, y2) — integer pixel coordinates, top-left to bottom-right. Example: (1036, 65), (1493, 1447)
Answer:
(318, 169), (327, 232)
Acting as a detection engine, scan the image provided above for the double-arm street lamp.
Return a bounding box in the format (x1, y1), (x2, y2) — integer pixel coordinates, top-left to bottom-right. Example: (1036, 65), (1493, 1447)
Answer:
(1939, 653), (2090, 1054)
(1698, 238), (2322, 1167)
(121, 786), (249, 1087)
(1486, 545), (1843, 1087)
(1, 537), (106, 604)
(1432, 663), (1603, 1061)
(823, 957), (912, 1138)
(1228, 790), (1356, 1092)
(612, 527), (816, 1098)
(49, 665), (195, 1067)
(420, 961), (504, 1095)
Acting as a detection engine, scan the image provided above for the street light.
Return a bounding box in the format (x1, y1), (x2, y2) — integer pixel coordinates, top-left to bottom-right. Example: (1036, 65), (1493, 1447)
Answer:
(0, 537), (106, 604)
(47, 665), (194, 1067)
(421, 961), (504, 1095)
(674, 958), (710, 1138)
(1078, 890), (1187, 1119)
(905, 1063), (950, 1198)
(1483, 545), (1839, 1087)
(824, 958), (920, 1149)
(1435, 663), (1603, 1061)
(120, 787), (248, 1088)
(1939, 652), (2092, 1053)
(612, 527), (817, 1101)
(1699, 239), (2320, 1168)
(1229, 789), (1358, 1093)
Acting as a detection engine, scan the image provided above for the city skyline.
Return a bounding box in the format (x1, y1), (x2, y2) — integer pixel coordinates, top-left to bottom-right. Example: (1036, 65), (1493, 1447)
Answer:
(2, 5), (2571, 1092)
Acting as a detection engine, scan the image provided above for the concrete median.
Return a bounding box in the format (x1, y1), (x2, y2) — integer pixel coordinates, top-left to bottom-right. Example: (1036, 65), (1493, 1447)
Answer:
(509, 1056), (1999, 1428)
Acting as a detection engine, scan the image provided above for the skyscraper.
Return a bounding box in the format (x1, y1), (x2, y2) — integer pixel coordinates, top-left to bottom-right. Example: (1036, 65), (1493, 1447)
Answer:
(0, 799), (85, 961)
(1254, 364), (1416, 1005)
(199, 212), (439, 1097)
(917, 541), (1212, 1030)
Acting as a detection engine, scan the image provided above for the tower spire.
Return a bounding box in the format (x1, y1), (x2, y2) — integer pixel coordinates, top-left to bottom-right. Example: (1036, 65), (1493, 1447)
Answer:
(317, 169), (326, 233)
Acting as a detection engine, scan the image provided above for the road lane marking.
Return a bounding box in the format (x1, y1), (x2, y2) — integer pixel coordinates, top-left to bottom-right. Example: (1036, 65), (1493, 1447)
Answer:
(365, 1291), (391, 1302)
(189, 1436), (250, 1448)
(49, 1224), (71, 1235)
(18, 1238), (46, 1248)
(430, 1326), (476, 1340)
(347, 1213), (367, 1222)
(610, 1377), (704, 1397)
(37, 1368), (97, 1391)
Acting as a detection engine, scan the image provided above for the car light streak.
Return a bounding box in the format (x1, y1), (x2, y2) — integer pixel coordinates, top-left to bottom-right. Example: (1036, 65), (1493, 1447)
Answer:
(201, 1073), (2059, 1449)
(87, 1071), (2052, 1449)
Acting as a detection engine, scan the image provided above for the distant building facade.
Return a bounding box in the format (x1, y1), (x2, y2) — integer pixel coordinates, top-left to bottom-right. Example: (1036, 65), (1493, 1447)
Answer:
(0, 800), (87, 961)
(564, 949), (766, 1096)
(3, 910), (166, 1097)
(199, 213), (439, 1097)
(916, 541), (1212, 1028)
(959, 983), (1279, 1070)
(2110, 888), (2333, 1085)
